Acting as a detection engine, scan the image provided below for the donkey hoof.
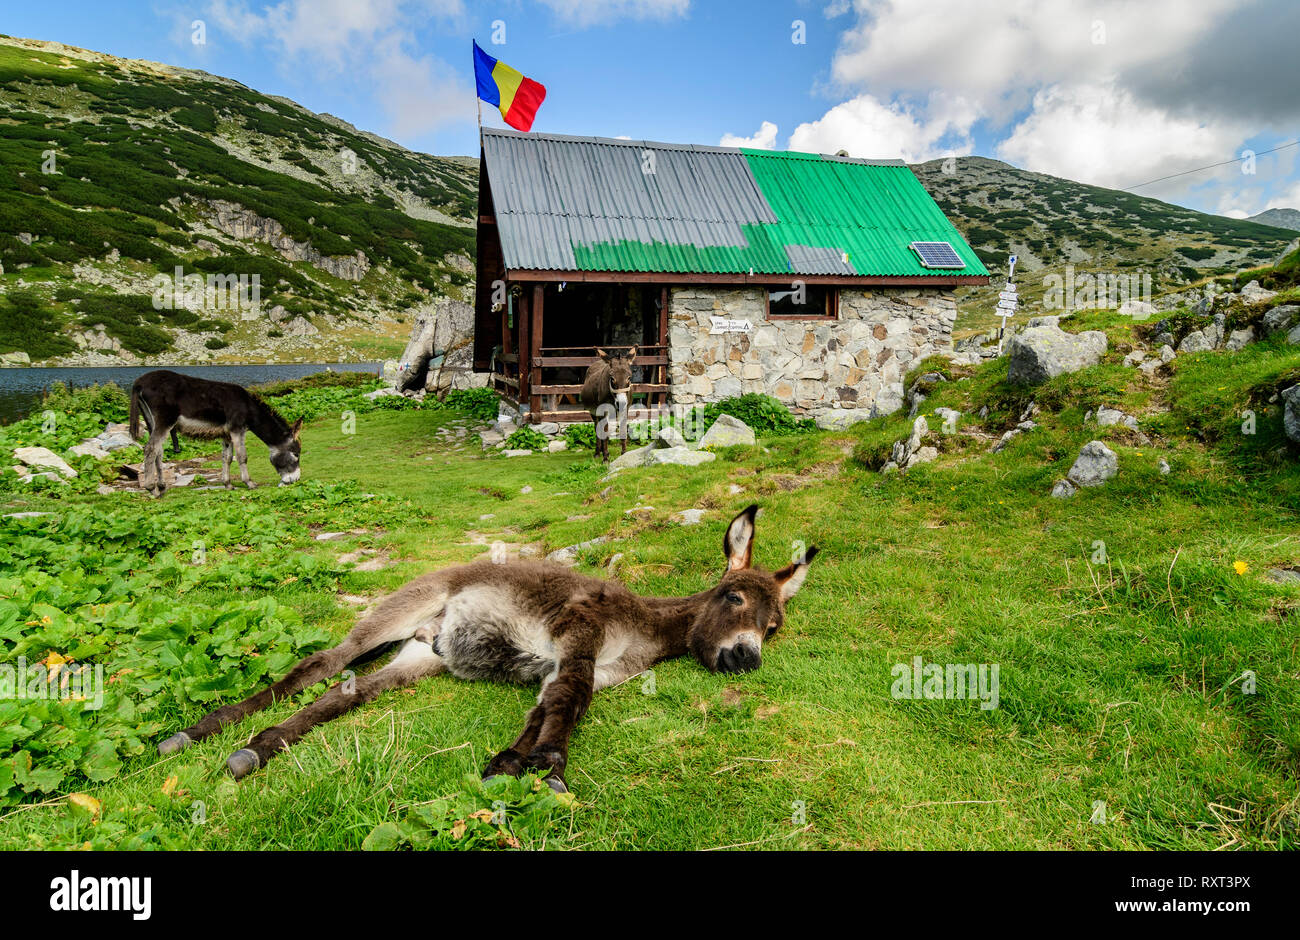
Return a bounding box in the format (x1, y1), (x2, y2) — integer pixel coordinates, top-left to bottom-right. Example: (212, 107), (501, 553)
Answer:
(226, 748), (261, 780)
(158, 732), (192, 755)
(545, 775), (568, 794)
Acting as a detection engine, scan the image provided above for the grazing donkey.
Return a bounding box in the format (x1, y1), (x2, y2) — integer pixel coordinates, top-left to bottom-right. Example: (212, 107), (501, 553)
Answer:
(580, 346), (637, 462)
(129, 370), (302, 497)
(157, 505), (818, 793)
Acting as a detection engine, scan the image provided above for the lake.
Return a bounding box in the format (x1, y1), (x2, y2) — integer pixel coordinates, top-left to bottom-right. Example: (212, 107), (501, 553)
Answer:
(0, 362), (381, 424)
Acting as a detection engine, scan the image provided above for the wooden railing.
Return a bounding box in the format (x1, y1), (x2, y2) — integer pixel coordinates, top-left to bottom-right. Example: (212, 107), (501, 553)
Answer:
(526, 344), (670, 423)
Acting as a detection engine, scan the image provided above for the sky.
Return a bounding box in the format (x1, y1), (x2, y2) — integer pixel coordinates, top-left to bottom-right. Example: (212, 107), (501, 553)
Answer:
(5, 0), (1299, 219)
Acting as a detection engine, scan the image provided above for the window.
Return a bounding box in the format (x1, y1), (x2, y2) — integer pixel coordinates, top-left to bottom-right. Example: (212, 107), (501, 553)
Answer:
(766, 285), (838, 320)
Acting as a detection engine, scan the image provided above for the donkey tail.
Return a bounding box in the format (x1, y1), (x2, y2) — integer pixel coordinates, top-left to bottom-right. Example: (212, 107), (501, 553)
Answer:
(128, 383), (141, 440)
(128, 383), (153, 441)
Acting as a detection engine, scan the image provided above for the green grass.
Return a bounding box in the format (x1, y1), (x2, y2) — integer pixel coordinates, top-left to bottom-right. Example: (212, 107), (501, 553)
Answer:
(0, 331), (1298, 850)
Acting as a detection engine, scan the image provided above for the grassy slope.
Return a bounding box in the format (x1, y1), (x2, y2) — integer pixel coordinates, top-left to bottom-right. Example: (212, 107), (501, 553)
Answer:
(1, 319), (1298, 850)
(0, 37), (475, 363)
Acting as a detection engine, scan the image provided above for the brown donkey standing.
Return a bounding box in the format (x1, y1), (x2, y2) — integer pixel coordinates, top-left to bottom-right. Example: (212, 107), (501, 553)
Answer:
(158, 505), (817, 792)
(580, 346), (637, 462)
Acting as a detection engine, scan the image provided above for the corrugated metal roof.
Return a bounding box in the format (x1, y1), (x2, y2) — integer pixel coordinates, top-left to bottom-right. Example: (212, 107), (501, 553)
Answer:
(481, 127), (988, 278)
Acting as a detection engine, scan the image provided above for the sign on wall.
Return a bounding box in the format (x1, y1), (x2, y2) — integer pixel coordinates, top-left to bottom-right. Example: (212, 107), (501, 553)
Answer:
(709, 316), (754, 335)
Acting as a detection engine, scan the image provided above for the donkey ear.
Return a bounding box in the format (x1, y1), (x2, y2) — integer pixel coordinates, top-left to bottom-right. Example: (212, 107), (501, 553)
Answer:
(291, 418), (303, 439)
(596, 348), (609, 360)
(627, 345), (638, 360)
(723, 504), (759, 571)
(774, 546), (819, 602)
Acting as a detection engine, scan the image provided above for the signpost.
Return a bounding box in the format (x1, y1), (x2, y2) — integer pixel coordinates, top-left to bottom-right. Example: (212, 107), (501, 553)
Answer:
(709, 316), (753, 335)
(996, 254), (1018, 355)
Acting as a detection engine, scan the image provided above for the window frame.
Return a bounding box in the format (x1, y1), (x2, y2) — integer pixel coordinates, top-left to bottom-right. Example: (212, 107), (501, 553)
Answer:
(764, 284), (840, 321)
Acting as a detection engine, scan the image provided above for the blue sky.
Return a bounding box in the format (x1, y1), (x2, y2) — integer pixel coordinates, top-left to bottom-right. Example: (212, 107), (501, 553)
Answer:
(6, 0), (1299, 219)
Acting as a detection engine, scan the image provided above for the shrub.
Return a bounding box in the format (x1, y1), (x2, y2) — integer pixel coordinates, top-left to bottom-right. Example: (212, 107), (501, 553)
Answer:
(702, 394), (814, 435)
(503, 426), (549, 452)
(204, 337), (229, 350)
(443, 387), (499, 422)
(561, 422), (596, 450)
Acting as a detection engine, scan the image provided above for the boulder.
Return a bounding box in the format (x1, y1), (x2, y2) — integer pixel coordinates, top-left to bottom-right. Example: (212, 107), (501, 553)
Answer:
(1050, 478), (1077, 499)
(13, 446), (76, 479)
(699, 414), (757, 448)
(1225, 328), (1254, 351)
(1007, 325), (1108, 384)
(1095, 407), (1139, 431)
(674, 508), (707, 525)
(0, 351), (30, 365)
(654, 426), (689, 449)
(1262, 304), (1299, 335)
(70, 441), (110, 460)
(1240, 280), (1278, 305)
(1066, 440), (1118, 488)
(394, 299), (475, 393)
(609, 445), (654, 470)
(546, 440), (568, 453)
(1177, 329), (1215, 353)
(1283, 384), (1300, 445)
(647, 447), (717, 467)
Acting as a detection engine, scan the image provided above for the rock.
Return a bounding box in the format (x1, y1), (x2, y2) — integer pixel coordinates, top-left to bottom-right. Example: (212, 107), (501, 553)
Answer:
(1138, 358), (1162, 375)
(534, 422), (560, 435)
(1066, 440), (1118, 488)
(699, 414), (757, 448)
(1266, 568), (1300, 584)
(991, 420), (1037, 453)
(933, 407), (962, 428)
(520, 485), (533, 494)
(1225, 328), (1254, 351)
(1050, 478), (1077, 499)
(605, 553), (624, 576)
(654, 426), (689, 449)
(13, 446), (76, 478)
(1118, 300), (1156, 320)
(546, 536), (610, 566)
(674, 509), (707, 525)
(1158, 458), (1171, 475)
(0, 351), (31, 365)
(96, 484), (115, 495)
(1282, 385), (1300, 444)
(503, 449), (533, 457)
(1177, 329), (1215, 353)
(1007, 325), (1108, 384)
(647, 447), (717, 467)
(70, 441), (110, 460)
(363, 387), (402, 401)
(1095, 407), (1139, 431)
(1159, 344), (1176, 363)
(1026, 315), (1060, 329)
(1122, 350), (1147, 367)
(609, 445), (654, 470)
(315, 532), (348, 541)
(1240, 280), (1277, 305)
(546, 440), (568, 453)
(2, 511), (53, 519)
(479, 429), (504, 447)
(814, 410), (873, 430)
(1261, 304), (1299, 335)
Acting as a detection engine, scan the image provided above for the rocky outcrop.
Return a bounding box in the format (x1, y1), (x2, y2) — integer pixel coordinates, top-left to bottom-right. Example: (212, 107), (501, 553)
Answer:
(1007, 324), (1108, 384)
(392, 299), (476, 392)
(881, 416), (939, 472)
(201, 198), (371, 281)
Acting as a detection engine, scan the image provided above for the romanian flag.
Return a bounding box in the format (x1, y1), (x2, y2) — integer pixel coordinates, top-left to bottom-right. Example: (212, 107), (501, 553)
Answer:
(473, 41), (547, 132)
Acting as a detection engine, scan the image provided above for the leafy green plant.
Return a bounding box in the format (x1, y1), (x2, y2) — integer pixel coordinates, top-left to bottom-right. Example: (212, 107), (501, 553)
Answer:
(363, 773), (575, 850)
(503, 426), (548, 452)
(561, 422), (596, 450)
(442, 387), (499, 422)
(702, 395), (815, 435)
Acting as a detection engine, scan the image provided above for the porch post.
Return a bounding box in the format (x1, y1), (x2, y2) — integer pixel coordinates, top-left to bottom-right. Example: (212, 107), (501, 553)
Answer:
(518, 284), (530, 408)
(530, 284), (544, 421)
(659, 285), (669, 410)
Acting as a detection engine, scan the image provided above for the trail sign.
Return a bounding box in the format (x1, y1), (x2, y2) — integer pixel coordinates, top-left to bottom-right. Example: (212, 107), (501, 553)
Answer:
(709, 316), (753, 335)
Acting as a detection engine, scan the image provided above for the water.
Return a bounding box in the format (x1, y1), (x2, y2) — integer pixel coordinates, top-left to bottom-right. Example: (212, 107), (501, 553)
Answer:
(0, 362), (381, 424)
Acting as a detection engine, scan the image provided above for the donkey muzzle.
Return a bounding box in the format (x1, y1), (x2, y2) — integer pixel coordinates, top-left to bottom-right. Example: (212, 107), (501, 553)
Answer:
(717, 641), (761, 674)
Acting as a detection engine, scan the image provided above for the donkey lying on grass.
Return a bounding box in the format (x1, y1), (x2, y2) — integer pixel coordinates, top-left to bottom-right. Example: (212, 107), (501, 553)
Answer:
(158, 505), (818, 792)
(129, 370), (302, 497)
(580, 346), (637, 462)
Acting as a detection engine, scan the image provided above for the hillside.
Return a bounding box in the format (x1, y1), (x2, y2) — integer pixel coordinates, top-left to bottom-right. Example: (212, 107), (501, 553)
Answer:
(0, 35), (477, 366)
(1249, 207), (1300, 232)
(911, 156), (1298, 336)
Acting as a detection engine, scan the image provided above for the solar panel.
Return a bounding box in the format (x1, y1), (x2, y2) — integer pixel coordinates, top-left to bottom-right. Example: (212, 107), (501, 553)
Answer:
(909, 241), (965, 269)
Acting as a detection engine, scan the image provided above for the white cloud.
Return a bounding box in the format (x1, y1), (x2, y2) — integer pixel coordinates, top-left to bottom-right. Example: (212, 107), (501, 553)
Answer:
(823, 0), (851, 17)
(720, 121), (779, 150)
(828, 0), (1245, 126)
(788, 93), (975, 162)
(537, 0), (689, 28)
(204, 0), (472, 142)
(995, 84), (1245, 192)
